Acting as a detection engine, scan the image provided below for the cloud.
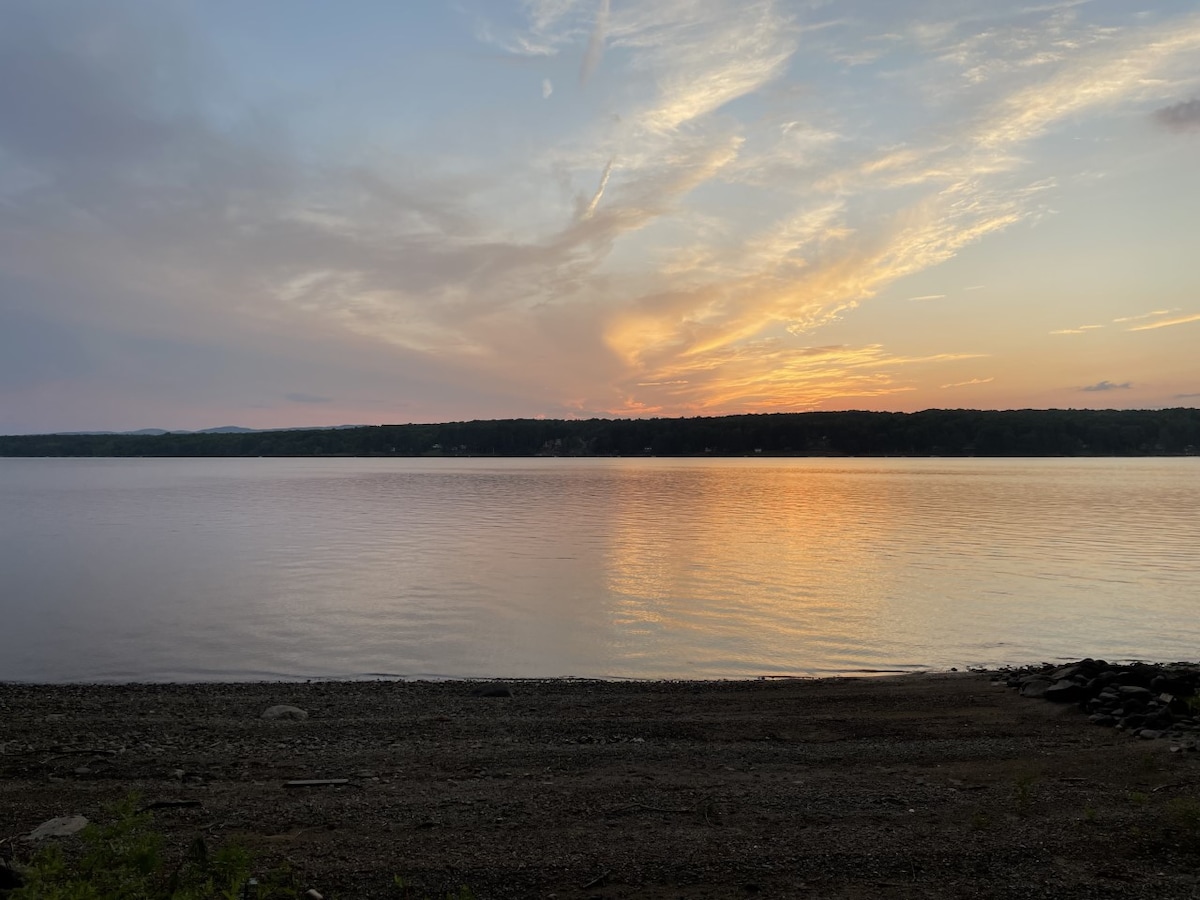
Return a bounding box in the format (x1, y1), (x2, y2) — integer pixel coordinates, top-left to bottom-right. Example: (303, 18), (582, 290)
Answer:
(1154, 98), (1200, 132)
(580, 157), (614, 220)
(4, 1), (1200, 428)
(1113, 308), (1179, 323)
(580, 0), (609, 85)
(1126, 312), (1200, 331)
(908, 294), (947, 301)
(1174, 392), (1200, 400)
(1081, 380), (1132, 392)
(542, 78), (554, 99)
(941, 377), (994, 388)
(610, 0), (798, 133)
(1050, 324), (1103, 334)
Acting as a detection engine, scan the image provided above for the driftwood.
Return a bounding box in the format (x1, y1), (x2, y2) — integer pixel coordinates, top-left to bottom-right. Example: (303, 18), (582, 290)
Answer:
(285, 779), (349, 788)
(580, 870), (610, 890)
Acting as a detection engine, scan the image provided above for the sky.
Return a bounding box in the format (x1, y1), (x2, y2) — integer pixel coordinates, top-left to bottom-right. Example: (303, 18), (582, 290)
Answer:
(1, 0), (1199, 433)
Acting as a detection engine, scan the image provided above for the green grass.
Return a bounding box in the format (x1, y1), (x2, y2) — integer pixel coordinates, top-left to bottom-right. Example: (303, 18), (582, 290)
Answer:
(11, 796), (299, 900)
(10, 796), (476, 900)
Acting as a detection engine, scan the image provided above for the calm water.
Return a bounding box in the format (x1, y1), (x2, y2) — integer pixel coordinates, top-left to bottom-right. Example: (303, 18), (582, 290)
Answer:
(0, 457), (1196, 682)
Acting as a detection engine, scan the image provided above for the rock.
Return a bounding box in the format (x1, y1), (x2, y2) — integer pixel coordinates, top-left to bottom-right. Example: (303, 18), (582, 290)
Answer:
(27, 816), (89, 841)
(1007, 661), (1200, 740)
(262, 705), (308, 721)
(1051, 663), (1094, 681)
(1043, 680), (1082, 702)
(1159, 693), (1192, 715)
(1117, 685), (1153, 700)
(1112, 670), (1155, 689)
(1153, 673), (1197, 695)
(1019, 679), (1053, 699)
(304, 891), (324, 900)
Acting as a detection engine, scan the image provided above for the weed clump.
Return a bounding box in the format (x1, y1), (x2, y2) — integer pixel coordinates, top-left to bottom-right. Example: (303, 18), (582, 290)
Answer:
(10, 796), (298, 900)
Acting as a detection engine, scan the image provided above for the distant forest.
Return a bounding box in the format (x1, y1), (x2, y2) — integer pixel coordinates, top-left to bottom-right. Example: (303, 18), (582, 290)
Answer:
(3, 409), (1200, 458)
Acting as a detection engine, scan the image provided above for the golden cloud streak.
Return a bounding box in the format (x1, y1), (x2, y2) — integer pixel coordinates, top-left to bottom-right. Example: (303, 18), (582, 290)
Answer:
(1127, 312), (1200, 331)
(941, 377), (995, 389)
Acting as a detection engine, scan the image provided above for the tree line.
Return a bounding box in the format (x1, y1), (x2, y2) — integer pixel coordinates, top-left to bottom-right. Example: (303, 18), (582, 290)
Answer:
(2, 408), (1199, 457)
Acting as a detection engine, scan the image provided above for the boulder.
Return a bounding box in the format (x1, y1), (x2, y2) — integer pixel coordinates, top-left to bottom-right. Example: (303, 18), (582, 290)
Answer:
(27, 816), (89, 841)
(1043, 680), (1083, 703)
(1112, 670), (1155, 689)
(1019, 678), (1053, 699)
(1159, 693), (1192, 715)
(1051, 662), (1097, 681)
(1116, 685), (1153, 699)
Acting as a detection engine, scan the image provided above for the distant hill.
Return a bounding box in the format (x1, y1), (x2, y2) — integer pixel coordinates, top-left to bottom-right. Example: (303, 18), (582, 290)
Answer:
(49, 424), (365, 437)
(3, 409), (1198, 458)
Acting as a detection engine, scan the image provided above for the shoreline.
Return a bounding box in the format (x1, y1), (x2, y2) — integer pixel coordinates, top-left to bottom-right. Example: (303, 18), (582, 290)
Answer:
(0, 672), (936, 691)
(0, 659), (1190, 686)
(5, 667), (1200, 898)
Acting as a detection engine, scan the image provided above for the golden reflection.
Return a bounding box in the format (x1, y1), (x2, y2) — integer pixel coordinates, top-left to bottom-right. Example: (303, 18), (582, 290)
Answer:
(603, 461), (904, 673)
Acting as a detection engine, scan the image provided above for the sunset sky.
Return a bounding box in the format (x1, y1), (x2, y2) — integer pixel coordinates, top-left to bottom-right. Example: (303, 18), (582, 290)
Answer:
(2, 0), (1199, 433)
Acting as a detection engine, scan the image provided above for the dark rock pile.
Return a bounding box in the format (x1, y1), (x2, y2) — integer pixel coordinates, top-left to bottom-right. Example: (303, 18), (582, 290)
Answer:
(999, 658), (1200, 746)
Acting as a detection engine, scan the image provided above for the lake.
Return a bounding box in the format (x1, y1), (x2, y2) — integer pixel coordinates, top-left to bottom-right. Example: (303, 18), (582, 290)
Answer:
(0, 457), (1196, 682)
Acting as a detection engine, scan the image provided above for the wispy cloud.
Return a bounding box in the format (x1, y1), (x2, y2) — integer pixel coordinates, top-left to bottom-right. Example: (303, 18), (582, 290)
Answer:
(1126, 312), (1200, 331)
(1081, 380), (1132, 392)
(941, 377), (994, 388)
(1113, 309), (1179, 323)
(580, 157), (614, 220)
(3, 1), (1199, 430)
(611, 0), (798, 134)
(1050, 324), (1103, 334)
(579, 0), (609, 85)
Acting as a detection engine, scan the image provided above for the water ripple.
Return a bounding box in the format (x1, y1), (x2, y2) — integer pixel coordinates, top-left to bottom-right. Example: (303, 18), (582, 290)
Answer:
(1, 457), (1197, 681)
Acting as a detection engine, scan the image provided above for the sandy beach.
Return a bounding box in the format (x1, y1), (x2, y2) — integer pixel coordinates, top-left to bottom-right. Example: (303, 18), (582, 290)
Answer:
(4, 673), (1200, 898)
